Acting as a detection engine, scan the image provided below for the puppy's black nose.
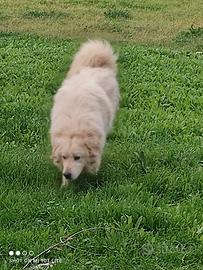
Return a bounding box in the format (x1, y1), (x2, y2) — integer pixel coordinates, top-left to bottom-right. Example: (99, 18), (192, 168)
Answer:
(63, 172), (72, 180)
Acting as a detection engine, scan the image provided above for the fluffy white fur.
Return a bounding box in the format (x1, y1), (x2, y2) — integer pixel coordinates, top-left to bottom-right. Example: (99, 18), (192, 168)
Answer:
(50, 40), (120, 186)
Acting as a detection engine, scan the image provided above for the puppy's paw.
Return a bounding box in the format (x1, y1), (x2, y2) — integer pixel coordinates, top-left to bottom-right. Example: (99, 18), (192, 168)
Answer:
(86, 158), (101, 175)
(61, 176), (70, 188)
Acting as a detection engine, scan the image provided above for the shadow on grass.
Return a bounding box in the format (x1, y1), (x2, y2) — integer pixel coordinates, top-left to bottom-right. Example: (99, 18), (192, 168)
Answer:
(57, 154), (147, 194)
(55, 169), (110, 194)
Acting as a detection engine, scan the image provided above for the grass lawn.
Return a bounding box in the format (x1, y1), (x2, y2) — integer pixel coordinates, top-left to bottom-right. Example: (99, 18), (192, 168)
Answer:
(0, 1), (203, 270)
(0, 0), (202, 51)
(1, 32), (203, 270)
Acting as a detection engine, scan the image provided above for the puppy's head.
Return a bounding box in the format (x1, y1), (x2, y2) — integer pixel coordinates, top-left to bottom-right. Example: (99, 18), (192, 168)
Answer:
(51, 131), (102, 181)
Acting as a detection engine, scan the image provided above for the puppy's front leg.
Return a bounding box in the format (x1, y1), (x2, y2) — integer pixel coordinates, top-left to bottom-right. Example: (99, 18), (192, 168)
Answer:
(61, 176), (70, 188)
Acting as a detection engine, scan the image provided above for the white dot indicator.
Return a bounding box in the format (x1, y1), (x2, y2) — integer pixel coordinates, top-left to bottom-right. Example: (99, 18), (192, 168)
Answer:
(9, 251), (14, 256)
(22, 250), (27, 256)
(29, 250), (34, 256)
(16, 251), (21, 256)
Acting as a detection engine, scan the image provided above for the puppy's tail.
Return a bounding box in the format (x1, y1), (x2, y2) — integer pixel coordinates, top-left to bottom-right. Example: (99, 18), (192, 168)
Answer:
(68, 40), (117, 77)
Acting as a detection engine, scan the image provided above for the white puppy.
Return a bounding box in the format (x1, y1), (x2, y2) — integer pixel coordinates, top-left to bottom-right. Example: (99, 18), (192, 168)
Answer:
(50, 40), (120, 186)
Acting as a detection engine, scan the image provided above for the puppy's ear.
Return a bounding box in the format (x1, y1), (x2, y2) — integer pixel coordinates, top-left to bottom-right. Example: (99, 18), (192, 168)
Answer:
(83, 130), (104, 174)
(84, 131), (102, 158)
(51, 145), (61, 165)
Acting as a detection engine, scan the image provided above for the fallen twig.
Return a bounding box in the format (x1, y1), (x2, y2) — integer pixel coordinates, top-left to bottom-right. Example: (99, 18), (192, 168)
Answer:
(22, 236), (73, 269)
(23, 226), (123, 270)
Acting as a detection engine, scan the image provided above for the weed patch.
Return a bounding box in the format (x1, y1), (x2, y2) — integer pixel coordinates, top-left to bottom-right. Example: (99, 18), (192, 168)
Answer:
(104, 8), (130, 19)
(23, 10), (69, 19)
(175, 25), (203, 44)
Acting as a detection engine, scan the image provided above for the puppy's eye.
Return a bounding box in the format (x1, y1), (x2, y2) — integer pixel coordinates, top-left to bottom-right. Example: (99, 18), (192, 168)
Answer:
(62, 155), (67, 160)
(74, 155), (80, 161)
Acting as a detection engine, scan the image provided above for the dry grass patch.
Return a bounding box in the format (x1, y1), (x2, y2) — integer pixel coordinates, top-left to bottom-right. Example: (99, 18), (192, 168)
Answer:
(0, 0), (202, 50)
